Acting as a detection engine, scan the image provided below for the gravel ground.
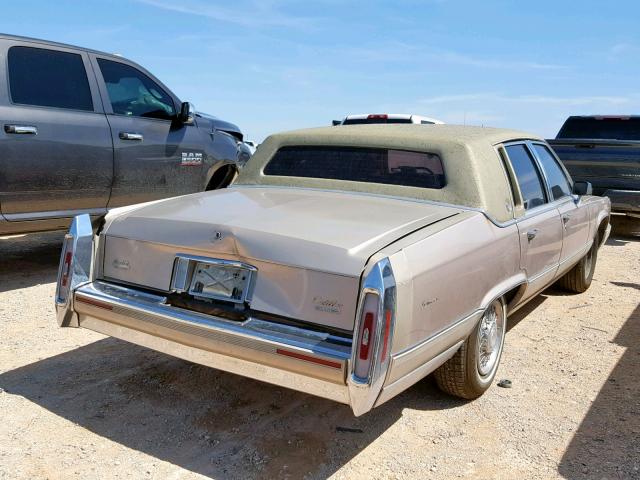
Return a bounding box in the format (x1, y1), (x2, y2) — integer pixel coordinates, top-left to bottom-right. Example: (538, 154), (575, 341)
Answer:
(0, 220), (638, 480)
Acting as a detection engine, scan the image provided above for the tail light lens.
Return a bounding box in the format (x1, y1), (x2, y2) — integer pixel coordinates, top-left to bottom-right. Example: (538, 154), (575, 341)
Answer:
(352, 259), (396, 383)
(55, 234), (74, 305)
(354, 293), (379, 378)
(381, 308), (392, 362)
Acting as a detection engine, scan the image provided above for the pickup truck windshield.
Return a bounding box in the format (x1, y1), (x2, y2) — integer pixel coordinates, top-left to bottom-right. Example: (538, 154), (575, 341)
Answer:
(557, 117), (640, 141)
(263, 146), (445, 189)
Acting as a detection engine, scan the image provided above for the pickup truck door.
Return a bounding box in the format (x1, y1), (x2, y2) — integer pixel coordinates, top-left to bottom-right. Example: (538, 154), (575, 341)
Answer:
(91, 56), (208, 208)
(0, 42), (112, 220)
(504, 144), (563, 299)
(530, 143), (590, 268)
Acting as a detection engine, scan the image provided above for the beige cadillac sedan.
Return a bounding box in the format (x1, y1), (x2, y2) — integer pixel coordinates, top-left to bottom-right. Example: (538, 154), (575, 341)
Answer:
(55, 125), (611, 416)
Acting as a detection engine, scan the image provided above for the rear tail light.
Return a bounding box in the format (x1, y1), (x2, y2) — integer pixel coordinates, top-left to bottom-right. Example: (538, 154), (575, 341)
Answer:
(381, 308), (392, 362)
(55, 234), (74, 305)
(348, 258), (396, 415)
(354, 293), (379, 379)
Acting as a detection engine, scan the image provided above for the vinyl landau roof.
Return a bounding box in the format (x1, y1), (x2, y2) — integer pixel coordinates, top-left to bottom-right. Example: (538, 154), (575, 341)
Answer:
(236, 124), (543, 223)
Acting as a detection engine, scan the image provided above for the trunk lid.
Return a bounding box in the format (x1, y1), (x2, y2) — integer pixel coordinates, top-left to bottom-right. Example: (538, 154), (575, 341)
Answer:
(102, 186), (459, 330)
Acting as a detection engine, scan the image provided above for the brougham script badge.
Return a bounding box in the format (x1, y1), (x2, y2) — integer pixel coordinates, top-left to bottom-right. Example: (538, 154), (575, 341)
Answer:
(313, 296), (343, 314)
(112, 259), (131, 270)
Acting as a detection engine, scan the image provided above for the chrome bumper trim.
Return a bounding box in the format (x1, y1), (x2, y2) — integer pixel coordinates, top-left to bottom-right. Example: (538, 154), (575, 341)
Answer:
(72, 281), (355, 406)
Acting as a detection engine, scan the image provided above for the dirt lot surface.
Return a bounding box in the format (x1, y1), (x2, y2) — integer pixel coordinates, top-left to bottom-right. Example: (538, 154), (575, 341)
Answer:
(0, 221), (638, 480)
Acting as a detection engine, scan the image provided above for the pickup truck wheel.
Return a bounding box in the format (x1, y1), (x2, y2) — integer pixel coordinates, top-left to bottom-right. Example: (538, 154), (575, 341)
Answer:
(206, 165), (237, 190)
(434, 298), (506, 399)
(556, 234), (598, 293)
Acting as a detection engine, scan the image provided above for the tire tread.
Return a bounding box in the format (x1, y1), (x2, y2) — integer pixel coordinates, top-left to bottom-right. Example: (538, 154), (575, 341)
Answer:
(557, 235), (598, 294)
(433, 341), (478, 400)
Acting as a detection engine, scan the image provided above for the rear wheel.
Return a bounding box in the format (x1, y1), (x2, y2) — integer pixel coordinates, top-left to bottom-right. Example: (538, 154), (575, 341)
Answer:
(434, 298), (507, 399)
(556, 234), (598, 293)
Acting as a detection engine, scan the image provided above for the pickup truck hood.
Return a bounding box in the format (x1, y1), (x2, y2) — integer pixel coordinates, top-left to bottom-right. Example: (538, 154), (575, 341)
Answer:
(196, 112), (242, 139)
(101, 186), (460, 330)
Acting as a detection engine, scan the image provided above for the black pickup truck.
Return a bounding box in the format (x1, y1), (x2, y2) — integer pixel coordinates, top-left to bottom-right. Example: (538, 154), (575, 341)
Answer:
(548, 116), (640, 219)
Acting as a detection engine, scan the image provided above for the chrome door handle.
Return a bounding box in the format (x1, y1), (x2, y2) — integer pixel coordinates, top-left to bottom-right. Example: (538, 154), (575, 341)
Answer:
(119, 132), (143, 141)
(527, 229), (539, 242)
(4, 124), (37, 135)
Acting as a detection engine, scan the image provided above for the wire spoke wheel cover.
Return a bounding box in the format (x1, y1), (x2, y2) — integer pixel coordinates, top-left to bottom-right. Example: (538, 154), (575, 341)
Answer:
(476, 300), (505, 377)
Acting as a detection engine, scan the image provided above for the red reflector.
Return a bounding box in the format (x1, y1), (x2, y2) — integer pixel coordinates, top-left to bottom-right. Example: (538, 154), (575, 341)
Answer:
(381, 309), (392, 362)
(359, 312), (375, 360)
(61, 251), (73, 287)
(276, 349), (342, 369)
(75, 296), (113, 311)
(367, 114), (388, 120)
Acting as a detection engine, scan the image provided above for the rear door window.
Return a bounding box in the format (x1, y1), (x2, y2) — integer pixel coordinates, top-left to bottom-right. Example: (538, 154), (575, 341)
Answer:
(97, 59), (175, 120)
(505, 144), (547, 210)
(532, 144), (572, 200)
(8, 46), (93, 111)
(264, 146), (446, 189)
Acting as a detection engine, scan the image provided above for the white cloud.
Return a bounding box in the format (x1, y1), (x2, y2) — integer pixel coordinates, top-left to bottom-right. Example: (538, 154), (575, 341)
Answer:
(433, 51), (566, 71)
(339, 43), (565, 71)
(136, 0), (314, 28)
(420, 93), (633, 106)
(416, 92), (640, 137)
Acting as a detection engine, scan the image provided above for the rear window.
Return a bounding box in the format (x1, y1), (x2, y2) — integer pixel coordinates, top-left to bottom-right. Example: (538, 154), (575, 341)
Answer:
(557, 117), (640, 141)
(8, 46), (93, 111)
(263, 146), (446, 189)
(342, 118), (412, 125)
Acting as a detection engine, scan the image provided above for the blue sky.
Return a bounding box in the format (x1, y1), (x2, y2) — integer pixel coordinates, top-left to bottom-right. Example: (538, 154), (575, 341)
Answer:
(2, 0), (639, 141)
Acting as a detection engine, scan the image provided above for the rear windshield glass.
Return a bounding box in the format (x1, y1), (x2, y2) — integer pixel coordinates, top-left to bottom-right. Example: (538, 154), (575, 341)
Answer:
(342, 118), (412, 125)
(557, 117), (640, 141)
(263, 146), (446, 189)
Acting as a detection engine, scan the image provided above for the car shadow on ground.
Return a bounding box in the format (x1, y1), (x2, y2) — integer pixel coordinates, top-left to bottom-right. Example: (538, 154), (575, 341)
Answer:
(0, 336), (466, 479)
(0, 231), (63, 293)
(558, 298), (640, 479)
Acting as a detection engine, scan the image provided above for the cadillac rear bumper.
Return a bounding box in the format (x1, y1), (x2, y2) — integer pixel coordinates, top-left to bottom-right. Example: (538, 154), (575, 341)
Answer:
(71, 281), (357, 406)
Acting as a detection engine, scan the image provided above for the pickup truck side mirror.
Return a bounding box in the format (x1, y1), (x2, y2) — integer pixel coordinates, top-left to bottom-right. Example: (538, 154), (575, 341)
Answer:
(179, 102), (195, 125)
(572, 181), (592, 196)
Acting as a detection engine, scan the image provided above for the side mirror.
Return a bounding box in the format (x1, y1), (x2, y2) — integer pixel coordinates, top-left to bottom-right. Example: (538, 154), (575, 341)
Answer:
(573, 181), (592, 196)
(179, 102), (195, 125)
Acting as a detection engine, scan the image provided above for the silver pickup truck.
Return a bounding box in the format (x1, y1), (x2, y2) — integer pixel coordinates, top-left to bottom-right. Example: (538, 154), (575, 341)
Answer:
(0, 34), (249, 236)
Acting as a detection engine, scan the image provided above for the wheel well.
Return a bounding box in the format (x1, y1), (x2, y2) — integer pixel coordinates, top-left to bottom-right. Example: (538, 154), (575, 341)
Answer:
(503, 284), (526, 313)
(206, 165), (238, 191)
(597, 217), (609, 247)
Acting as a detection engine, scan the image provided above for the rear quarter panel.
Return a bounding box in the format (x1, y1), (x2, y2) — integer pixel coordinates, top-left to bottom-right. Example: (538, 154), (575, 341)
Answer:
(384, 212), (522, 355)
